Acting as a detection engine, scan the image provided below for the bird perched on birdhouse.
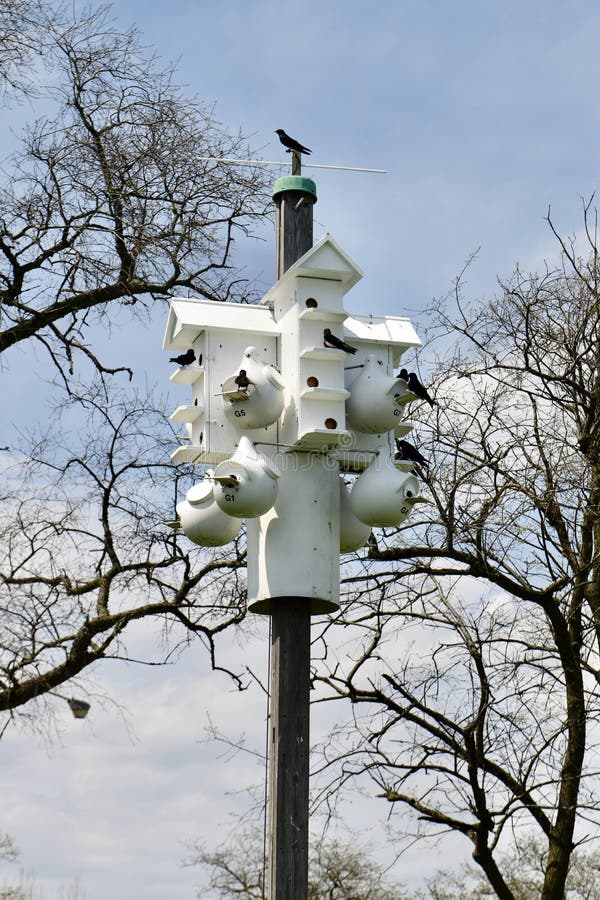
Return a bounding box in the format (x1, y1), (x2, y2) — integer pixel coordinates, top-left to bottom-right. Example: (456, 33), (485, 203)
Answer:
(170, 348), (195, 366)
(323, 328), (357, 354)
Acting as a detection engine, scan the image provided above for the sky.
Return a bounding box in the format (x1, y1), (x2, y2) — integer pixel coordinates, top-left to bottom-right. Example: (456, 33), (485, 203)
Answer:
(2, 0), (600, 896)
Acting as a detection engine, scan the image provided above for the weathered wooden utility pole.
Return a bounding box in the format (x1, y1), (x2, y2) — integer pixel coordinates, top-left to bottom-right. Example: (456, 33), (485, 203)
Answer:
(274, 157), (316, 278)
(269, 149), (314, 899)
(268, 598), (311, 897)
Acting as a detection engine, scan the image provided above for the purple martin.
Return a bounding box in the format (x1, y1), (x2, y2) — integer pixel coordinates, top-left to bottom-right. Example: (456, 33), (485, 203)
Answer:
(407, 372), (436, 407)
(323, 328), (357, 355)
(367, 532), (379, 554)
(235, 369), (252, 389)
(275, 129), (312, 155)
(395, 439), (428, 468)
(170, 348), (195, 366)
(397, 368), (409, 382)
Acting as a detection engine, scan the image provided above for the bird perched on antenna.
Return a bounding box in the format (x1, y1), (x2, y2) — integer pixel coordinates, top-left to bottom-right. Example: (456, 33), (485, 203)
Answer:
(170, 348), (195, 366)
(275, 129), (312, 155)
(323, 328), (357, 355)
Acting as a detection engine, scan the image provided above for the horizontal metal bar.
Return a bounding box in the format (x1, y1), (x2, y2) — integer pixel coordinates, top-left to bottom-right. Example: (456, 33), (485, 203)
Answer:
(198, 157), (386, 174)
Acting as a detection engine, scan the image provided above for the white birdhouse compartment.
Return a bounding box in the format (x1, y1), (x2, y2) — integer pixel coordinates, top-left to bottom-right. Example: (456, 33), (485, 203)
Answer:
(163, 299), (281, 464)
(177, 481), (242, 547)
(169, 341), (206, 461)
(350, 446), (422, 527)
(293, 327), (352, 449)
(211, 436), (281, 519)
(346, 354), (409, 434)
(296, 393), (351, 450)
(300, 356), (347, 394)
(296, 276), (347, 316)
(221, 346), (286, 430)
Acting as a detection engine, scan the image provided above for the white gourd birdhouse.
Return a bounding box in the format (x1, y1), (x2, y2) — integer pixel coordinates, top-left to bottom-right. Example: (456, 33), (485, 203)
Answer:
(346, 353), (411, 434)
(350, 446), (422, 527)
(211, 436), (280, 519)
(222, 346), (286, 430)
(176, 481), (242, 547)
(337, 315), (421, 472)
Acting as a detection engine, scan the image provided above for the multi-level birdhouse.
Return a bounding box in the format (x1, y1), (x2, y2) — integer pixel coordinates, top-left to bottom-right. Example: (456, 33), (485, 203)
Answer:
(164, 228), (426, 612)
(163, 233), (420, 470)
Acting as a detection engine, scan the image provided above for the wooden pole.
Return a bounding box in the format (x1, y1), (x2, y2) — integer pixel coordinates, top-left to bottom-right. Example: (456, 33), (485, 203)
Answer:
(268, 160), (314, 900)
(268, 598), (311, 899)
(274, 153), (316, 280)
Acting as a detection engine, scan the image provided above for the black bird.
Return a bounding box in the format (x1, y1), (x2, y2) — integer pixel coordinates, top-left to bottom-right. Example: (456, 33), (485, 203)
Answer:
(235, 369), (252, 389)
(395, 439), (428, 468)
(275, 129), (312, 155)
(367, 532), (379, 554)
(170, 348), (195, 366)
(323, 328), (357, 355)
(407, 372), (436, 407)
(397, 368), (409, 382)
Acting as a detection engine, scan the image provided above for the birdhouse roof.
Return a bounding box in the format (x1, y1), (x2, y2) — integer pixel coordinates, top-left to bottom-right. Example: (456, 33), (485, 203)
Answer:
(260, 233), (363, 307)
(163, 297), (279, 350)
(344, 314), (421, 348)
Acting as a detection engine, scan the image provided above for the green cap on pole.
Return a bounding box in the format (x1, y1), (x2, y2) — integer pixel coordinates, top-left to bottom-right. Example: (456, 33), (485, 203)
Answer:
(272, 176), (317, 203)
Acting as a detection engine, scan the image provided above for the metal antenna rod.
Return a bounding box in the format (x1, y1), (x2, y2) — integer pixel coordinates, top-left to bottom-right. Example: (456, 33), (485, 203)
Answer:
(198, 156), (386, 174)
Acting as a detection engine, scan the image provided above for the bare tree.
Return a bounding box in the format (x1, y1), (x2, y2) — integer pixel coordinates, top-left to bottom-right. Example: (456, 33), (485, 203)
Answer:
(0, 0), (50, 93)
(0, 1), (268, 721)
(187, 828), (405, 899)
(418, 833), (600, 899)
(0, 1), (270, 381)
(0, 379), (247, 722)
(311, 199), (600, 899)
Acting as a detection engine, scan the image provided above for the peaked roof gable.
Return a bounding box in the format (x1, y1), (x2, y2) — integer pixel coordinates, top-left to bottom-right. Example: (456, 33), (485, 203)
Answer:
(261, 233), (363, 306)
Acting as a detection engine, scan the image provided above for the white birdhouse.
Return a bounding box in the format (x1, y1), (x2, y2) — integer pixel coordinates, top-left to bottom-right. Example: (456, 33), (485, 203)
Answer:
(164, 301), (280, 465)
(164, 234), (421, 467)
(221, 346), (286, 430)
(164, 232), (424, 611)
(346, 353), (410, 434)
(176, 481), (242, 547)
(350, 446), (423, 527)
(259, 234), (362, 451)
(337, 315), (421, 472)
(210, 436), (281, 519)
